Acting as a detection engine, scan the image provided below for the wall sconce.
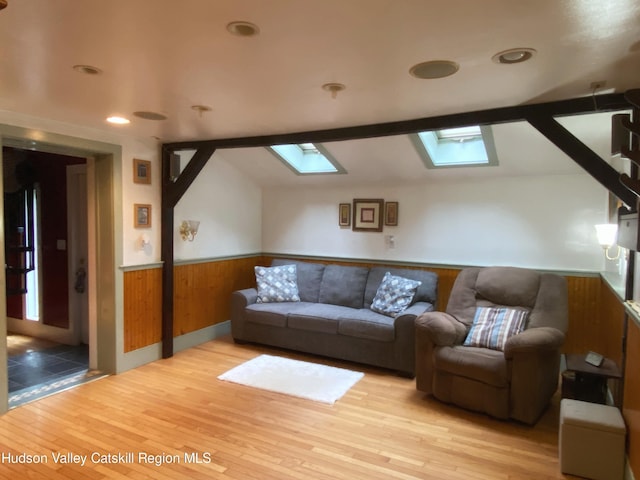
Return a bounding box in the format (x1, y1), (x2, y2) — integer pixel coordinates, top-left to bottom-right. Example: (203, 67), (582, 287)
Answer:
(595, 223), (620, 260)
(180, 220), (200, 241)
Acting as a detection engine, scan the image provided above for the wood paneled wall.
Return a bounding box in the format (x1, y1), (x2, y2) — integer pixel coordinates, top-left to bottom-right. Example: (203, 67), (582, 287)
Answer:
(625, 318), (640, 477)
(123, 256), (624, 359)
(123, 256), (261, 352)
(173, 256), (260, 336)
(123, 267), (163, 353)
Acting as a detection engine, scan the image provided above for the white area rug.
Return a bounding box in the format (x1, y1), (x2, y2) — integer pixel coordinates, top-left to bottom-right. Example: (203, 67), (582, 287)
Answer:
(217, 354), (364, 404)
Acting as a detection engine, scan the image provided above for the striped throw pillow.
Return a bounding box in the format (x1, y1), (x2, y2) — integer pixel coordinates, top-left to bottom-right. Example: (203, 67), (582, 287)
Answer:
(463, 306), (529, 351)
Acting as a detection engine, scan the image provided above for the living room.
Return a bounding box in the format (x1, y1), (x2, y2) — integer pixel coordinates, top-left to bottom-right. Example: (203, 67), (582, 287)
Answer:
(0, 1), (639, 478)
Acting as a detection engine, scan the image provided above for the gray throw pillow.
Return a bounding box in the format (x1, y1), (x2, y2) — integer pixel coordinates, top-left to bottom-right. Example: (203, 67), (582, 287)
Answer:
(370, 272), (421, 317)
(255, 265), (301, 303)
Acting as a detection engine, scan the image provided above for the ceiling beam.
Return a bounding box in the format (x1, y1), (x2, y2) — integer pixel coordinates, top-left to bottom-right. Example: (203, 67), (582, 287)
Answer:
(164, 93), (629, 151)
(526, 113), (636, 207)
(159, 91), (635, 358)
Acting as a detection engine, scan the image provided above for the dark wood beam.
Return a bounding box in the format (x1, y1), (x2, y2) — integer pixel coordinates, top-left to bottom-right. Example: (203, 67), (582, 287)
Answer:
(163, 147), (217, 209)
(159, 91), (635, 358)
(161, 146), (216, 358)
(165, 93), (629, 151)
(526, 113), (637, 207)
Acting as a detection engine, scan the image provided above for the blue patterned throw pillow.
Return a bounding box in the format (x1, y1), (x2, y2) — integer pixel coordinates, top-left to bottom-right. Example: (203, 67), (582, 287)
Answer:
(255, 265), (301, 303)
(463, 306), (529, 351)
(370, 272), (422, 317)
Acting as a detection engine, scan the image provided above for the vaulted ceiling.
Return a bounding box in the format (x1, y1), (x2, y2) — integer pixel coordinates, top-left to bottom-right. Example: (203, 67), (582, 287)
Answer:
(1, 0), (638, 186)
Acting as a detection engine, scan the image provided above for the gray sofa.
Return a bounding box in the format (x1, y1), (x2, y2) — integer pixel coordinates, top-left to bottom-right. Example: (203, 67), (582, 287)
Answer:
(230, 259), (438, 377)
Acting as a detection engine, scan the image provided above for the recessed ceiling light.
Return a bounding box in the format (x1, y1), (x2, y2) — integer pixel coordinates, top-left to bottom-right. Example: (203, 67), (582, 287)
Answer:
(409, 60), (459, 79)
(133, 111), (168, 121)
(106, 116), (130, 125)
(226, 21), (260, 37)
(492, 48), (536, 64)
(322, 83), (346, 99)
(191, 105), (212, 117)
(73, 64), (102, 75)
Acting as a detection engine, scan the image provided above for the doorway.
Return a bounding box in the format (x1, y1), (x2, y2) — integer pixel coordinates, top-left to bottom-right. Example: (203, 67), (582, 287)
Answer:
(3, 148), (94, 406)
(0, 125), (121, 414)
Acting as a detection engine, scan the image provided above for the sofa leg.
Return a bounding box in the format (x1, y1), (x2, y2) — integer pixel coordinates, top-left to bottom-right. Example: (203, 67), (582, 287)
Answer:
(233, 338), (248, 345)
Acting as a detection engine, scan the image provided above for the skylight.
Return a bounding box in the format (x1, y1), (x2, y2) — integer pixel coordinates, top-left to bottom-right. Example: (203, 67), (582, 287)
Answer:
(268, 143), (346, 175)
(411, 125), (498, 168)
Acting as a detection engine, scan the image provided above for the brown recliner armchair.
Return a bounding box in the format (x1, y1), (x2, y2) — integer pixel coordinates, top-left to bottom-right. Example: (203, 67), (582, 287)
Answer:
(415, 266), (568, 425)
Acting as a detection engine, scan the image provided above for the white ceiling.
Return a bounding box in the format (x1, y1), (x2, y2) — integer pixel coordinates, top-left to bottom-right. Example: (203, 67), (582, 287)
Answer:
(0, 0), (638, 187)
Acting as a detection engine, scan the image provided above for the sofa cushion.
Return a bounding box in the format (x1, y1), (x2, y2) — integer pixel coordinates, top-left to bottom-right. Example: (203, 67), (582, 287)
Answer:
(463, 306), (529, 351)
(287, 304), (350, 334)
(370, 272), (422, 317)
(338, 309), (395, 342)
(318, 265), (369, 308)
(435, 345), (508, 387)
(271, 259), (325, 303)
(365, 266), (437, 309)
(255, 265), (300, 303)
(245, 302), (313, 327)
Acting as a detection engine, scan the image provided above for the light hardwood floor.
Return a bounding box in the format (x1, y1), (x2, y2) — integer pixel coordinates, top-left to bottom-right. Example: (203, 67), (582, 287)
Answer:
(0, 336), (576, 479)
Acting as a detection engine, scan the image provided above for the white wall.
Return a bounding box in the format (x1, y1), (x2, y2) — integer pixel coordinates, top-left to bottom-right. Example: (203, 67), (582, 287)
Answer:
(174, 150), (262, 261)
(263, 173), (608, 272)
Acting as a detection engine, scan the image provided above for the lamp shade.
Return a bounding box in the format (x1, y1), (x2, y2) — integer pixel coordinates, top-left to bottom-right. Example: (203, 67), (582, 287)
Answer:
(595, 224), (618, 247)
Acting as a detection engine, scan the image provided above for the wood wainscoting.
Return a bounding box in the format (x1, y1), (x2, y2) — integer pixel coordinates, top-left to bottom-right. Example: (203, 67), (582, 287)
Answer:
(123, 267), (163, 352)
(625, 316), (640, 477)
(123, 256), (262, 352)
(123, 256), (626, 360)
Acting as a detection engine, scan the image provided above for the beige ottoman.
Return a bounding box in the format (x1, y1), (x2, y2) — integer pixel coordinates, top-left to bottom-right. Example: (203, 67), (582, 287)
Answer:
(559, 399), (626, 480)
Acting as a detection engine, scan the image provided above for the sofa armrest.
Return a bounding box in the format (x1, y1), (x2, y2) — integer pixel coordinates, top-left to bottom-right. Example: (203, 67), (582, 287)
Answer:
(504, 326), (566, 424)
(232, 288), (258, 307)
(394, 301), (433, 325)
(415, 311), (467, 347)
(503, 326), (565, 358)
(230, 288), (258, 340)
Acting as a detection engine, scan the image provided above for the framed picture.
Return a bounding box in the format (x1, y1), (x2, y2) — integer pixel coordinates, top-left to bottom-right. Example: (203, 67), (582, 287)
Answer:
(133, 158), (151, 184)
(134, 203), (151, 228)
(385, 201), (399, 226)
(339, 203), (351, 227)
(353, 199), (383, 232)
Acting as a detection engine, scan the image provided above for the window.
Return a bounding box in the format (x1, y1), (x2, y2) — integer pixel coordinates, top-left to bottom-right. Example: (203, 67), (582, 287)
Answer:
(268, 143), (346, 175)
(411, 125), (498, 168)
(25, 186), (41, 321)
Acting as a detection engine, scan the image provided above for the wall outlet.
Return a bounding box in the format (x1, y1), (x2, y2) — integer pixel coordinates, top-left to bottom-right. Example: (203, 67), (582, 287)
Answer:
(385, 235), (395, 249)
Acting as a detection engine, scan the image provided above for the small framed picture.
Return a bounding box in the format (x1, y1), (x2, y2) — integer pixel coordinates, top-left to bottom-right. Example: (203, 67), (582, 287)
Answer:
(339, 203), (351, 227)
(134, 204), (151, 228)
(353, 199), (383, 232)
(133, 158), (151, 184)
(385, 202), (399, 226)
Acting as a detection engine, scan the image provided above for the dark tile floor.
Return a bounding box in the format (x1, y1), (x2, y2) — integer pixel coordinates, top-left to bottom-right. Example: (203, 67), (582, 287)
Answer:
(8, 343), (89, 393)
